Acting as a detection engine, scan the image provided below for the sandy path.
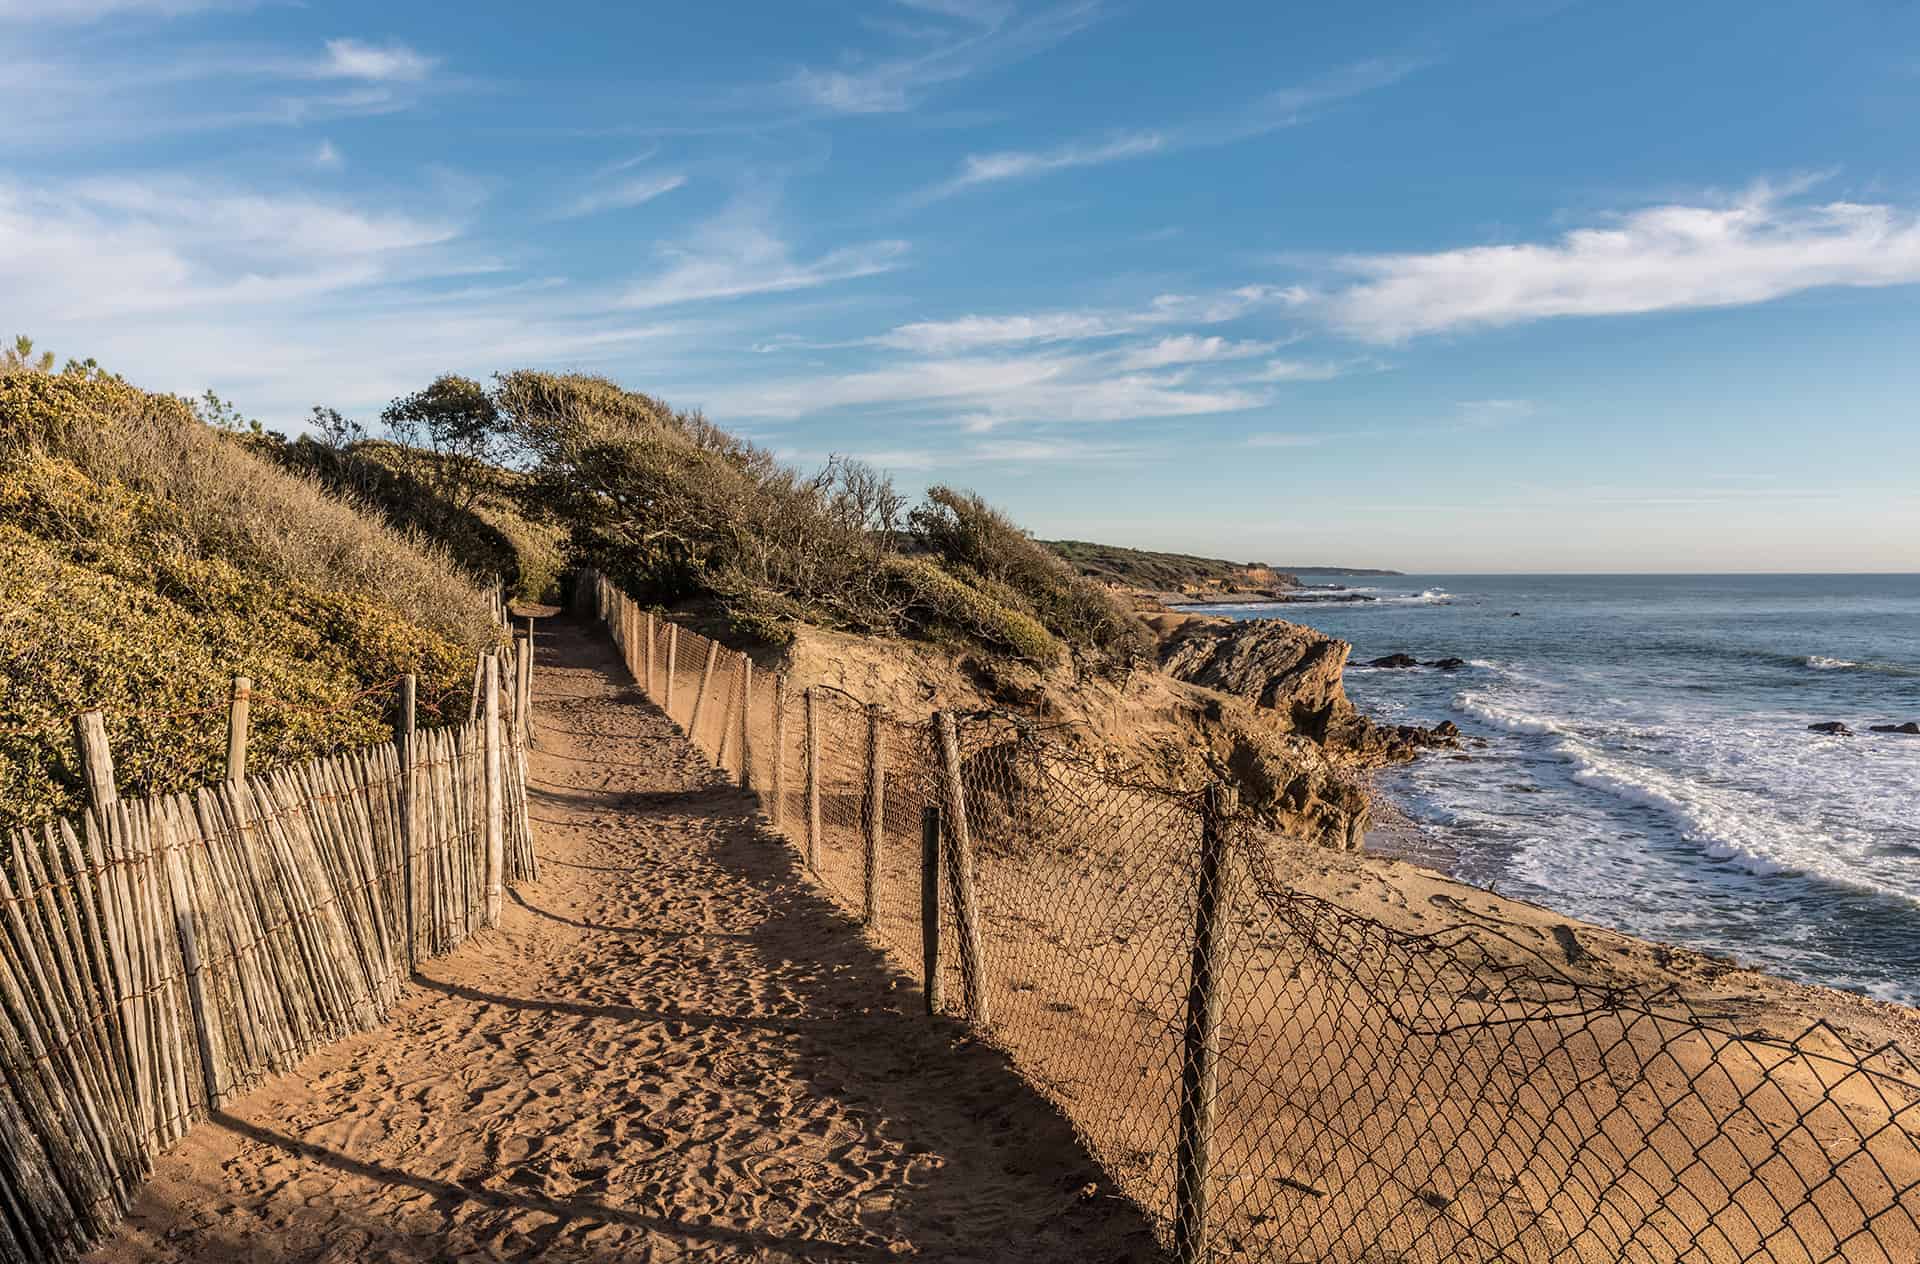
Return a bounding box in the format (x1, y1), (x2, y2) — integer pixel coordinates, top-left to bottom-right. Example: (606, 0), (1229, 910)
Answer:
(91, 614), (1163, 1264)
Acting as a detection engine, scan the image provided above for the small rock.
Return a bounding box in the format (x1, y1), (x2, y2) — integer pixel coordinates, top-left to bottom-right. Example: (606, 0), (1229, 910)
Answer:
(1426, 657), (1467, 670)
(1807, 722), (1853, 736)
(1367, 653), (1420, 668)
(1868, 721), (1920, 735)
(1434, 720), (1460, 738)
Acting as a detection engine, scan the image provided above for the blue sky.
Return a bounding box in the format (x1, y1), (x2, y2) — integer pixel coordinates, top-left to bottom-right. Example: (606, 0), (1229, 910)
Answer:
(4, 0), (1918, 571)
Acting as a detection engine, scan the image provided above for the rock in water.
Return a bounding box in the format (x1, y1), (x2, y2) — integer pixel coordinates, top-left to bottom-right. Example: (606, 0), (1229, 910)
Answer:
(1366, 653), (1420, 669)
(1868, 721), (1920, 735)
(1808, 721), (1854, 736)
(1426, 657), (1467, 670)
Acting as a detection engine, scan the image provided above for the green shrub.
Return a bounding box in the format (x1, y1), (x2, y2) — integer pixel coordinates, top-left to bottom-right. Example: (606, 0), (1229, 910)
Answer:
(0, 367), (492, 829)
(880, 556), (1062, 665)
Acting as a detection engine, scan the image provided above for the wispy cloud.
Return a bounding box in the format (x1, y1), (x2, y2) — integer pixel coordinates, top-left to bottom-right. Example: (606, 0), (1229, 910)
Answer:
(867, 285), (1299, 354)
(1116, 335), (1276, 370)
(922, 131), (1163, 198)
(1316, 182), (1920, 341)
(784, 0), (1101, 115)
(694, 349), (1263, 427)
(311, 139), (343, 170)
(559, 173), (687, 220)
(620, 197), (908, 309)
(1255, 358), (1349, 382)
(1246, 433), (1323, 448)
(914, 55), (1423, 200)
(0, 0), (240, 19)
(319, 38), (436, 83)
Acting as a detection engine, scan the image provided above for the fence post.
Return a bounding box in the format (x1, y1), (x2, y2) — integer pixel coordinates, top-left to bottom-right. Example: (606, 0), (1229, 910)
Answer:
(664, 625), (678, 715)
(689, 639), (720, 745)
(397, 674), (417, 969)
(804, 687), (821, 870)
(1173, 783), (1236, 1264)
(921, 805), (943, 1015)
(933, 711), (989, 1027)
(771, 676), (788, 829)
(225, 676), (251, 782)
(646, 612), (658, 698)
(515, 633), (534, 748)
(73, 710), (118, 812)
(482, 652), (505, 928)
(737, 655), (753, 790)
(158, 805), (227, 1111)
(863, 704), (884, 926)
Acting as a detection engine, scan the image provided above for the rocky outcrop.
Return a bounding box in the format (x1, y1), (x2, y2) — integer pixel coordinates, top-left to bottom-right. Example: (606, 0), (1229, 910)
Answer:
(1367, 653), (1419, 669)
(1869, 721), (1920, 735)
(1808, 722), (1854, 736)
(1155, 614), (1356, 740)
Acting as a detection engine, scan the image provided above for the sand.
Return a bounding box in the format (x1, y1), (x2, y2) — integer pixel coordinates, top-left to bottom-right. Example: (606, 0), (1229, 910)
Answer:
(88, 615), (1163, 1264)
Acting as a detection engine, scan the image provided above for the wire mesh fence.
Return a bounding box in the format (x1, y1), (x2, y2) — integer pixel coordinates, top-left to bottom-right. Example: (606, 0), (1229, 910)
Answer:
(583, 570), (1920, 1264)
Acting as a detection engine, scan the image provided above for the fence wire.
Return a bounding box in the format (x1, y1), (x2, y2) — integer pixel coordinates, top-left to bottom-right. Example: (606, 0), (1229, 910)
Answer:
(584, 572), (1920, 1264)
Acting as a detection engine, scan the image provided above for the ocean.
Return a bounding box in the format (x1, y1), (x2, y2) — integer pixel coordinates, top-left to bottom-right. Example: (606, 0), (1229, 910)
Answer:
(1189, 574), (1920, 1007)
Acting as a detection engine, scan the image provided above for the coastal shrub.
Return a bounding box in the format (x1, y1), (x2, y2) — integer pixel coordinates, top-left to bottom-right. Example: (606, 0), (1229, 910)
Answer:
(879, 556), (1063, 665)
(910, 486), (1152, 670)
(266, 435), (566, 604)
(0, 366), (494, 829)
(495, 370), (903, 628)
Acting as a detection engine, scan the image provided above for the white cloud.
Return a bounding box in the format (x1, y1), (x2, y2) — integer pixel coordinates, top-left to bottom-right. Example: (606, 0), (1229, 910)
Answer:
(869, 285), (1296, 355)
(1256, 359), (1348, 382)
(1116, 335), (1275, 370)
(1320, 184), (1920, 341)
(784, 0), (1099, 115)
(873, 312), (1119, 353)
(931, 131), (1164, 196)
(0, 177), (461, 320)
(320, 39), (436, 83)
(560, 173), (687, 220)
(312, 139), (343, 169)
(696, 350), (1263, 426)
(620, 200), (907, 309)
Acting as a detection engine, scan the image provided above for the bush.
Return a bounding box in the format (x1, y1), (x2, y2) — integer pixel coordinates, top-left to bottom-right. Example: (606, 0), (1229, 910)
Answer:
(0, 367), (494, 829)
(879, 557), (1063, 664)
(911, 486), (1153, 670)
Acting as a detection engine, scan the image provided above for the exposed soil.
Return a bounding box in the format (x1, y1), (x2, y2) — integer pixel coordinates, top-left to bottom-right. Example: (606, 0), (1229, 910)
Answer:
(89, 614), (1164, 1264)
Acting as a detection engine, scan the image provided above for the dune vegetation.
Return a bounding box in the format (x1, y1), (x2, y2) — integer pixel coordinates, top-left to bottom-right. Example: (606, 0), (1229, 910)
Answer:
(0, 358), (497, 828)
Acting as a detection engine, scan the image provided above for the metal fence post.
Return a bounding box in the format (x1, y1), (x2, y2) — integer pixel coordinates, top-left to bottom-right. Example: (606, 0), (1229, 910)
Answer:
(771, 676), (788, 829)
(804, 687), (821, 870)
(921, 804), (943, 1015)
(863, 703), (884, 926)
(933, 711), (989, 1027)
(1173, 783), (1236, 1264)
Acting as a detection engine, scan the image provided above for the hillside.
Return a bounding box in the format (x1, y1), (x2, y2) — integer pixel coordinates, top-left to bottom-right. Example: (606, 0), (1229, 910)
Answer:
(1047, 538), (1401, 602)
(0, 364), (498, 828)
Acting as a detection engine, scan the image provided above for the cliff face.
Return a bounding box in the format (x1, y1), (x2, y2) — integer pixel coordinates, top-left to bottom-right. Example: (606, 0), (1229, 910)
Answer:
(1149, 613), (1354, 740)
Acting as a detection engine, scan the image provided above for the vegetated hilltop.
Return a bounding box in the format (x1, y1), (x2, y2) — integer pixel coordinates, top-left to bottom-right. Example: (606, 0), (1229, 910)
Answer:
(0, 350), (498, 830)
(1046, 539), (1300, 603)
(493, 370), (1435, 846)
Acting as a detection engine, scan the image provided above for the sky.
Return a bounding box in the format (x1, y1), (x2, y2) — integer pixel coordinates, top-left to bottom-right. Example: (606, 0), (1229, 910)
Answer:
(4, 0), (1919, 572)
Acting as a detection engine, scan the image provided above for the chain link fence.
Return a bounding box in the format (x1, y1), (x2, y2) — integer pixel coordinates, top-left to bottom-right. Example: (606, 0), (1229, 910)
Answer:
(583, 572), (1920, 1263)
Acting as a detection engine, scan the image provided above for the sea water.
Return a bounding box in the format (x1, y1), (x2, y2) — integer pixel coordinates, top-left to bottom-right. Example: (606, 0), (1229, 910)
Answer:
(1190, 575), (1920, 1006)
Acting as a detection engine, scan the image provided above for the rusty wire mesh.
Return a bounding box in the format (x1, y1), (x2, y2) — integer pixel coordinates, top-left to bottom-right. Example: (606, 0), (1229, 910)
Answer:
(586, 575), (1920, 1264)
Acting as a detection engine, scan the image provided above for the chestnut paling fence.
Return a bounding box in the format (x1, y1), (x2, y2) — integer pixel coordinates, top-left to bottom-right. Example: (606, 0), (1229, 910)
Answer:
(586, 569), (1920, 1264)
(0, 617), (539, 1264)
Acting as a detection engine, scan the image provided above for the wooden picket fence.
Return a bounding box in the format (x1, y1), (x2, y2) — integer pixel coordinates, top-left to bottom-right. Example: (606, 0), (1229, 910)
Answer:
(0, 633), (539, 1264)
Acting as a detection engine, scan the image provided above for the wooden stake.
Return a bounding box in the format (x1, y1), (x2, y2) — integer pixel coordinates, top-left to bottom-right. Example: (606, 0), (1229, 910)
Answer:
(921, 805), (943, 1016)
(73, 711), (117, 813)
(804, 688), (821, 871)
(1173, 784), (1236, 1264)
(863, 704), (884, 926)
(664, 625), (678, 715)
(396, 675), (417, 970)
(689, 638), (720, 748)
(225, 677), (251, 782)
(933, 711), (989, 1027)
(771, 676), (789, 830)
(737, 655), (753, 791)
(515, 635), (534, 748)
(482, 654), (505, 928)
(645, 612), (658, 698)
